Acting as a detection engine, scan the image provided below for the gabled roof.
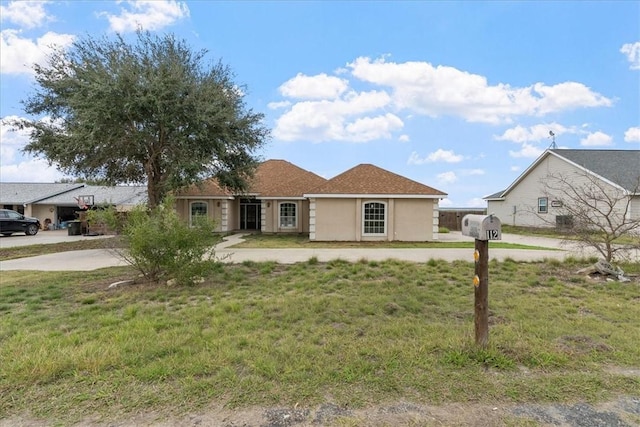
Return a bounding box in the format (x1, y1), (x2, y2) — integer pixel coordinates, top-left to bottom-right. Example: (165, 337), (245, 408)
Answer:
(305, 164), (447, 198)
(549, 149), (640, 192)
(250, 159), (327, 197)
(175, 159), (327, 198)
(486, 149), (640, 200)
(36, 185), (147, 207)
(0, 183), (85, 204)
(484, 190), (506, 200)
(174, 179), (234, 198)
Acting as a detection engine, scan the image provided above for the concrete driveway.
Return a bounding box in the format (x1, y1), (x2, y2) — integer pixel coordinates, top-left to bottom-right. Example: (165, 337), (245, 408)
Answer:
(0, 230), (605, 272)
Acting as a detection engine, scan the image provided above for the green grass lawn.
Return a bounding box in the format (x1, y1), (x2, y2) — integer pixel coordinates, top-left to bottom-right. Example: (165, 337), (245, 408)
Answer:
(227, 232), (549, 250)
(1, 258), (638, 424)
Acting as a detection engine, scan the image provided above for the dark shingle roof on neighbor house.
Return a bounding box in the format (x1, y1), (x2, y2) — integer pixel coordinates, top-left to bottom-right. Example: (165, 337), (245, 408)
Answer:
(36, 185), (147, 206)
(550, 149), (640, 192)
(0, 182), (147, 207)
(305, 164), (447, 197)
(0, 183), (84, 204)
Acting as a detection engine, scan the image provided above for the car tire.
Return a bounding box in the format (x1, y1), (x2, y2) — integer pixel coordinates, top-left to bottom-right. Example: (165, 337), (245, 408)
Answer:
(2, 233), (12, 236)
(25, 224), (39, 236)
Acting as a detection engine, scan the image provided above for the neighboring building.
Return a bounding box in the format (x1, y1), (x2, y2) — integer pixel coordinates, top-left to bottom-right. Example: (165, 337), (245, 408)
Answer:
(486, 149), (640, 228)
(176, 160), (448, 241)
(0, 182), (147, 228)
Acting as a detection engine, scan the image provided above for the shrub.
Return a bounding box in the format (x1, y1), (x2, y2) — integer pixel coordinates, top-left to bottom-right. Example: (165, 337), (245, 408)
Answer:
(90, 198), (220, 285)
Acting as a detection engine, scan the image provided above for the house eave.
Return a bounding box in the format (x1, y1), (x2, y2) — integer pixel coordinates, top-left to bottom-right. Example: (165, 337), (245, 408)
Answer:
(303, 193), (446, 199)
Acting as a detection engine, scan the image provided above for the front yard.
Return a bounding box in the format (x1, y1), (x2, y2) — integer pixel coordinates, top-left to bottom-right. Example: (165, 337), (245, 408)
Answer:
(1, 258), (639, 425)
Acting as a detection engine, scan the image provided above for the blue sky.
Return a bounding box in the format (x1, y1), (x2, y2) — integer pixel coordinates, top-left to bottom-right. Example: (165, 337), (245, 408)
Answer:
(1, 1), (639, 207)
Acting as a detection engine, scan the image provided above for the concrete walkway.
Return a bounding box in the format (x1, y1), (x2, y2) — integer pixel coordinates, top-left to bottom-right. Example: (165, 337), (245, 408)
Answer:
(0, 230), (610, 272)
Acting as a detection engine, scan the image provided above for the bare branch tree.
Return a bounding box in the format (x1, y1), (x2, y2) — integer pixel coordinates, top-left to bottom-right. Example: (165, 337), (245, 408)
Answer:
(540, 171), (640, 262)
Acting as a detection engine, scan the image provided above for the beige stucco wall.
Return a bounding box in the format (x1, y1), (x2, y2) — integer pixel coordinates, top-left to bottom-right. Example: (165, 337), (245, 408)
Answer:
(311, 197), (437, 242)
(29, 204), (57, 229)
(392, 199), (434, 241)
(175, 198), (227, 232)
(312, 198), (357, 241)
(261, 199), (309, 233)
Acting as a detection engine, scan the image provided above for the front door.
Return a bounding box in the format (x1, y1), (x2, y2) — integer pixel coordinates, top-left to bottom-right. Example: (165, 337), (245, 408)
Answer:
(240, 199), (261, 230)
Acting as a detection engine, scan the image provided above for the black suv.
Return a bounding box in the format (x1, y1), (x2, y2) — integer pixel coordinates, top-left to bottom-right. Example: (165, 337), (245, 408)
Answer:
(0, 209), (41, 236)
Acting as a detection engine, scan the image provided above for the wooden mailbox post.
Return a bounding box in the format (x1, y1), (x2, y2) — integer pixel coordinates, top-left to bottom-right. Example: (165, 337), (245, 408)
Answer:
(461, 214), (502, 348)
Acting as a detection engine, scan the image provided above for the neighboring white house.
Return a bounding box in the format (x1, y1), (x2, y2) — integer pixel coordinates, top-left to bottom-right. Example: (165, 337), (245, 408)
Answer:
(485, 149), (640, 229)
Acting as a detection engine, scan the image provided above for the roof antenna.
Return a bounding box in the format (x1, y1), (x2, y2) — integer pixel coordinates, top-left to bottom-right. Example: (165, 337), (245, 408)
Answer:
(549, 130), (557, 149)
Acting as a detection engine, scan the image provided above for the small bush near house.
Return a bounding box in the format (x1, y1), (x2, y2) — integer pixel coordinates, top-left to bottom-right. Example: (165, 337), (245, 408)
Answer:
(89, 199), (220, 285)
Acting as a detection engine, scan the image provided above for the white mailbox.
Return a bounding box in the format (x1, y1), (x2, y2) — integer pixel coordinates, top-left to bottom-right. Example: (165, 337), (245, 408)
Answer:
(461, 214), (502, 241)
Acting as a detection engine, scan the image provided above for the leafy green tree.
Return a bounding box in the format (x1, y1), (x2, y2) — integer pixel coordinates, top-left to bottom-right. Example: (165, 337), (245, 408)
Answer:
(12, 31), (268, 208)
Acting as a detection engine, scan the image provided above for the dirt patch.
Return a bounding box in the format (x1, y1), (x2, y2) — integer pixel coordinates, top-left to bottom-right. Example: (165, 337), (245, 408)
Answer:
(555, 335), (613, 355)
(3, 397), (639, 427)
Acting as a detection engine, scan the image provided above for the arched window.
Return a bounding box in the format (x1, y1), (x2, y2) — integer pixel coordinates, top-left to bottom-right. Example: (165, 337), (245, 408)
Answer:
(190, 201), (208, 226)
(363, 201), (386, 235)
(279, 202), (297, 228)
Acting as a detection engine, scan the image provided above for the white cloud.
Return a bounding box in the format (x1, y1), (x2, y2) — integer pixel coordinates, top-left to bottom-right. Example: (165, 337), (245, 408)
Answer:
(398, 134), (410, 142)
(466, 197), (487, 208)
(343, 114), (404, 142)
(346, 56), (612, 124)
(0, 1), (50, 29)
(494, 123), (575, 143)
(462, 169), (485, 176)
(620, 42), (640, 70)
(580, 131), (613, 147)
(279, 73), (349, 100)
(1, 116), (30, 165)
(624, 126), (640, 143)
(0, 30), (75, 75)
(438, 198), (453, 207)
(510, 165), (521, 172)
(267, 101), (291, 110)
(1, 116), (70, 182)
(273, 90), (399, 142)
(509, 143), (544, 158)
(437, 171), (457, 184)
(99, 0), (190, 32)
(408, 149), (463, 165)
(0, 158), (67, 182)
(272, 55), (613, 144)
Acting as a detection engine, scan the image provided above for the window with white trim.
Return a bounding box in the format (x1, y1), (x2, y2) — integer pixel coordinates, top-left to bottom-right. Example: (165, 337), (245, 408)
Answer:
(190, 201), (208, 226)
(279, 202), (297, 228)
(363, 201), (386, 235)
(538, 197), (548, 214)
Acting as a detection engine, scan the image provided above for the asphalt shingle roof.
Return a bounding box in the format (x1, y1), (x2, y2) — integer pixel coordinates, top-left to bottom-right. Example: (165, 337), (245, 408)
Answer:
(249, 160), (327, 197)
(0, 183), (84, 204)
(36, 185), (147, 206)
(176, 160), (327, 198)
(306, 164), (447, 196)
(550, 149), (640, 192)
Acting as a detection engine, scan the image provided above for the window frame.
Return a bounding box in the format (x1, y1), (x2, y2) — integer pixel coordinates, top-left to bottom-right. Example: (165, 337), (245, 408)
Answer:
(537, 197), (548, 214)
(279, 201), (297, 229)
(362, 201), (387, 236)
(189, 201), (208, 226)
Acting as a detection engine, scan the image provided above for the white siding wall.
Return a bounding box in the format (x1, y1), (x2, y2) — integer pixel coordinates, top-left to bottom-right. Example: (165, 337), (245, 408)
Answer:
(630, 196), (640, 234)
(492, 154), (628, 228)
